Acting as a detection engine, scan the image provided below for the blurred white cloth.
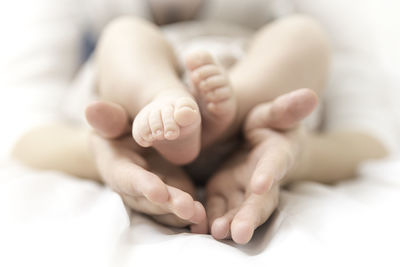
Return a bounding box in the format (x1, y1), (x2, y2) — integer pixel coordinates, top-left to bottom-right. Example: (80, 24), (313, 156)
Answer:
(291, 0), (400, 153)
(0, 158), (399, 267)
(1, 1), (400, 267)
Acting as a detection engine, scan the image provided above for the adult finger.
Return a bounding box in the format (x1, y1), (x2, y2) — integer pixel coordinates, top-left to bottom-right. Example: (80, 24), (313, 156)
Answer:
(123, 195), (191, 227)
(230, 186), (279, 244)
(165, 186), (196, 220)
(206, 194), (227, 232)
(124, 182), (200, 222)
(123, 191), (207, 229)
(211, 209), (239, 240)
(250, 138), (294, 194)
(149, 201), (207, 231)
(86, 100), (131, 138)
(91, 134), (169, 203)
(244, 88), (318, 132)
(123, 195), (168, 215)
(190, 201), (209, 234)
(208, 187), (246, 240)
(152, 213), (192, 227)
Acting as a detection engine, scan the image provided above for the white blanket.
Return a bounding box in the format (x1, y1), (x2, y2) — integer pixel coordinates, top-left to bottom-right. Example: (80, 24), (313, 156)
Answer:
(1, 0), (400, 266)
(1, 159), (399, 267)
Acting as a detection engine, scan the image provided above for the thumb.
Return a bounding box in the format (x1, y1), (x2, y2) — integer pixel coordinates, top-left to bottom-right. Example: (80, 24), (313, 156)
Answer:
(85, 101), (131, 139)
(244, 88), (318, 132)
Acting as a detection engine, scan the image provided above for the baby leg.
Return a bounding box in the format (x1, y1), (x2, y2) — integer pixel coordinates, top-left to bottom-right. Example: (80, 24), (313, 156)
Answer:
(229, 15), (330, 133)
(96, 17), (201, 165)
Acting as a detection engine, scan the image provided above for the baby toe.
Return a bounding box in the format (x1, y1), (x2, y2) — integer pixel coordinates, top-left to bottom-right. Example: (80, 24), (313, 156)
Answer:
(148, 109), (164, 140)
(207, 98), (236, 116)
(191, 64), (220, 85)
(173, 97), (200, 128)
(199, 75), (229, 93)
(185, 50), (214, 71)
(205, 86), (232, 103)
(132, 111), (153, 147)
(161, 105), (180, 140)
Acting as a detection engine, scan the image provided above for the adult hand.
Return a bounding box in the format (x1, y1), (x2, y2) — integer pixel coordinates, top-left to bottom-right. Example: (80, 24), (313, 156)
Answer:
(205, 89), (318, 244)
(85, 101), (207, 233)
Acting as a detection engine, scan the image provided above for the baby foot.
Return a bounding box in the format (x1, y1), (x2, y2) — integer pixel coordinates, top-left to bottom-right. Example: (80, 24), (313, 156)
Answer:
(185, 51), (237, 147)
(132, 93), (201, 165)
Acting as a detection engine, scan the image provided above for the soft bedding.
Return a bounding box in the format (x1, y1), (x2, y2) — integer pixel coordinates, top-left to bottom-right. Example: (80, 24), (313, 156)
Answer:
(0, 158), (399, 267)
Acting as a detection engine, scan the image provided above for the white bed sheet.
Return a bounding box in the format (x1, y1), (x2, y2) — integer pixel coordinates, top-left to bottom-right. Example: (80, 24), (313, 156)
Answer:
(0, 159), (399, 267)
